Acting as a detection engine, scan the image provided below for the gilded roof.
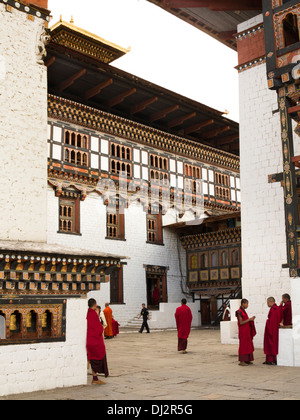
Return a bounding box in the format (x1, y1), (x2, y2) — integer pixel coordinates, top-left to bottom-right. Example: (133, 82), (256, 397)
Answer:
(50, 20), (130, 64)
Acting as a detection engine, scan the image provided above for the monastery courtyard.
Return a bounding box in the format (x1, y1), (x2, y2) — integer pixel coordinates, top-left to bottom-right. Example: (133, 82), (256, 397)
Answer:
(2, 328), (300, 401)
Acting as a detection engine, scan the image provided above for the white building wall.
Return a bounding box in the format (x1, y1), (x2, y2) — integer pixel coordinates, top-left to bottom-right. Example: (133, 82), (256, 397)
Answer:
(47, 188), (190, 326)
(238, 17), (300, 357)
(0, 298), (87, 397)
(0, 4), (48, 242)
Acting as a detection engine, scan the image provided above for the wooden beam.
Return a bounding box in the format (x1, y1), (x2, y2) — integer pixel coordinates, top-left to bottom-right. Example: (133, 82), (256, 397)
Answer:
(85, 78), (113, 100)
(45, 56), (56, 68)
(162, 0), (261, 10)
(150, 104), (179, 122)
(109, 88), (137, 108)
(59, 68), (87, 92)
(216, 133), (239, 146)
(184, 118), (214, 135)
(168, 111), (196, 128)
(202, 125), (231, 139)
(292, 156), (300, 168)
(130, 96), (158, 115)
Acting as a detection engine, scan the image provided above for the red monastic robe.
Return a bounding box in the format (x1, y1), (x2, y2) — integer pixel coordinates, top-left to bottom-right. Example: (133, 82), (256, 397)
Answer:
(86, 308), (106, 361)
(103, 306), (113, 337)
(264, 304), (281, 358)
(280, 300), (292, 326)
(236, 307), (256, 361)
(112, 318), (120, 336)
(175, 304), (193, 340)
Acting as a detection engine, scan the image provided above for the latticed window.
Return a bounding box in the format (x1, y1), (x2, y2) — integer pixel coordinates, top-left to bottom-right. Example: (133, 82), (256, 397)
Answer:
(146, 213), (163, 245)
(106, 204), (125, 240)
(150, 154), (168, 170)
(64, 130), (89, 167)
(59, 197), (80, 234)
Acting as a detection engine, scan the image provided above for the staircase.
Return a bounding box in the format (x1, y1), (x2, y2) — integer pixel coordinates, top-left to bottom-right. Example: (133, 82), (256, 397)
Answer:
(124, 312), (152, 329)
(213, 286), (242, 326)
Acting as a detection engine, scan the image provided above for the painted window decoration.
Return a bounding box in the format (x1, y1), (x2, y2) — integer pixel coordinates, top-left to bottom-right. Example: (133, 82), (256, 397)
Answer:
(283, 13), (300, 48)
(0, 300), (66, 345)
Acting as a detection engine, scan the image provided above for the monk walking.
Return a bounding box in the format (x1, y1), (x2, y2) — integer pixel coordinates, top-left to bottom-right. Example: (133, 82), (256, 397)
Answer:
(235, 299), (256, 366)
(175, 298), (193, 354)
(86, 298), (109, 384)
(103, 302), (113, 339)
(263, 297), (282, 365)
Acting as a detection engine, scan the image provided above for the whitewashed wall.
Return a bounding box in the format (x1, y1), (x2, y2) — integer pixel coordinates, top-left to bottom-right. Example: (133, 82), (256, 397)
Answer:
(238, 17), (300, 358)
(0, 4), (48, 242)
(0, 298), (87, 397)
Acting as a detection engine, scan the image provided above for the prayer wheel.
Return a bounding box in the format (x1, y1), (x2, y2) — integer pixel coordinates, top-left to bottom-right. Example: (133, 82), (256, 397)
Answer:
(26, 312), (32, 328)
(9, 314), (17, 331)
(42, 312), (48, 328)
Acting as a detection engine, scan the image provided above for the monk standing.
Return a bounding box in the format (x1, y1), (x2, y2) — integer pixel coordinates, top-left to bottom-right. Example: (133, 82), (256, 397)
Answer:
(235, 299), (256, 366)
(263, 297), (282, 365)
(103, 302), (113, 339)
(280, 294), (292, 327)
(86, 298), (109, 384)
(175, 299), (193, 354)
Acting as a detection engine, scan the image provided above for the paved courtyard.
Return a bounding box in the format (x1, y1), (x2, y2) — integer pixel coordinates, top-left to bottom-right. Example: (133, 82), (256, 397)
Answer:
(2, 328), (300, 401)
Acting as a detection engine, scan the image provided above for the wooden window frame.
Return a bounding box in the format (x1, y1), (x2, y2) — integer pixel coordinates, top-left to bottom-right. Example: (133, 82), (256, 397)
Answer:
(110, 267), (124, 304)
(146, 212), (163, 245)
(58, 196), (80, 235)
(106, 204), (125, 240)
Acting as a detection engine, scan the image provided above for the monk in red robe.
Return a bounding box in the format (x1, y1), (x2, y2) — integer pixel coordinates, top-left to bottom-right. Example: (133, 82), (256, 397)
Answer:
(263, 297), (282, 365)
(175, 299), (193, 354)
(112, 318), (120, 337)
(86, 298), (109, 384)
(236, 299), (256, 366)
(280, 294), (292, 327)
(152, 285), (160, 306)
(103, 302), (113, 339)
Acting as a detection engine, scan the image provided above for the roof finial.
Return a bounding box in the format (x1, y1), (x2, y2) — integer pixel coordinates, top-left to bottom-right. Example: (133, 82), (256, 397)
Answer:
(59, 14), (62, 22)
(70, 16), (74, 24)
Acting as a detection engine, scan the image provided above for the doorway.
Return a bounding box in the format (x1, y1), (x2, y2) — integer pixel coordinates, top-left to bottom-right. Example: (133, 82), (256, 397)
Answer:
(201, 300), (211, 325)
(146, 272), (168, 310)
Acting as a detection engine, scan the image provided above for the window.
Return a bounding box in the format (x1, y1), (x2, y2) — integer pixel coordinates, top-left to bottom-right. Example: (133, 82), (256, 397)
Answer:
(63, 130), (89, 167)
(0, 312), (6, 340)
(150, 154), (168, 170)
(111, 159), (132, 177)
(110, 267), (124, 304)
(185, 164), (201, 179)
(283, 13), (300, 47)
(106, 204), (125, 240)
(231, 249), (239, 265)
(211, 252), (218, 268)
(190, 254), (198, 270)
(150, 169), (169, 185)
(146, 212), (163, 245)
(111, 143), (131, 160)
(221, 251), (228, 267)
(200, 253), (208, 269)
(59, 196), (80, 235)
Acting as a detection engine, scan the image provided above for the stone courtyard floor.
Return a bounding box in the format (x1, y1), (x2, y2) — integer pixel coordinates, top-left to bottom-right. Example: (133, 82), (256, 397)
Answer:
(2, 328), (300, 402)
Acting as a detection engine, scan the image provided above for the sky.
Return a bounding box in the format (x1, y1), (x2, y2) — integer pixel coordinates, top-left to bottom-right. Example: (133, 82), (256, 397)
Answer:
(48, 0), (239, 122)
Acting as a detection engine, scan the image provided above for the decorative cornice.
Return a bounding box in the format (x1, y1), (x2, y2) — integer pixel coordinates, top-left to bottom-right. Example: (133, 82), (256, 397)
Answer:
(0, 249), (122, 296)
(181, 227), (241, 250)
(50, 21), (130, 64)
(48, 95), (240, 172)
